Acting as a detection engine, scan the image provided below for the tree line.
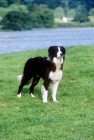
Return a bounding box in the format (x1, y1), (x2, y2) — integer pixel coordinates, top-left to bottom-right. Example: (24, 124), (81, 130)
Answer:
(1, 0), (94, 11)
(30, 0), (94, 11)
(0, 4), (54, 30)
(0, 0), (94, 30)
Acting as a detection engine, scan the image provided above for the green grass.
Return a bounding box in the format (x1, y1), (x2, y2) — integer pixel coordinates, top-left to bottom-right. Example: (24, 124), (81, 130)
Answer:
(89, 16), (94, 22)
(0, 46), (94, 140)
(54, 18), (64, 23)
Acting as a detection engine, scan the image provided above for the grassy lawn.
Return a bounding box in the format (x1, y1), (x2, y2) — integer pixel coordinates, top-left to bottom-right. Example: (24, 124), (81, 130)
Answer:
(0, 45), (94, 140)
(89, 16), (94, 22)
(54, 18), (64, 23)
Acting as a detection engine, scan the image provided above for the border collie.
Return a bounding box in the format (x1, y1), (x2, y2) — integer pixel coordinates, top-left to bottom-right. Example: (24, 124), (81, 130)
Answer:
(17, 46), (66, 103)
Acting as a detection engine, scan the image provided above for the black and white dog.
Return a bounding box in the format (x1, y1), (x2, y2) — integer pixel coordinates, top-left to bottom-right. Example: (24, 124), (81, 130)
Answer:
(17, 46), (66, 103)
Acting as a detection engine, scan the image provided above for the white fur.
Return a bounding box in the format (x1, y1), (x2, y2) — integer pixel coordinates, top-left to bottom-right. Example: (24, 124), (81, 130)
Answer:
(57, 47), (62, 57)
(41, 85), (48, 103)
(17, 75), (23, 82)
(31, 93), (35, 97)
(48, 52), (63, 102)
(49, 57), (63, 81)
(53, 57), (63, 68)
(17, 93), (21, 98)
(17, 75), (22, 98)
(17, 47), (64, 102)
(51, 81), (59, 102)
(49, 69), (62, 81)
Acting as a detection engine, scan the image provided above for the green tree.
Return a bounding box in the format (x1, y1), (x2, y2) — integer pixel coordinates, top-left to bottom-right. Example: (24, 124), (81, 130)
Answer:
(31, 0), (62, 9)
(20, 0), (94, 11)
(74, 13), (89, 22)
(39, 8), (54, 27)
(2, 11), (32, 30)
(85, 0), (94, 11)
(7, 0), (13, 5)
(68, 0), (94, 11)
(30, 8), (54, 28)
(0, 0), (8, 7)
(89, 8), (94, 16)
(54, 7), (64, 19)
(7, 0), (21, 5)
(67, 9), (76, 18)
(14, 0), (21, 4)
(21, 0), (34, 4)
(2, 22), (22, 30)
(27, 3), (39, 11)
(28, 4), (54, 28)
(9, 4), (28, 12)
(68, 0), (78, 9)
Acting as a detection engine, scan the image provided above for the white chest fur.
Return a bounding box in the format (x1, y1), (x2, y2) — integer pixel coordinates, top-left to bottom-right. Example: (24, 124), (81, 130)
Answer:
(49, 57), (63, 82)
(49, 69), (62, 82)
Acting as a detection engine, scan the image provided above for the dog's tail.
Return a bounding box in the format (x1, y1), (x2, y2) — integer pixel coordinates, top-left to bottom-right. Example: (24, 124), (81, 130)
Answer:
(17, 75), (23, 83)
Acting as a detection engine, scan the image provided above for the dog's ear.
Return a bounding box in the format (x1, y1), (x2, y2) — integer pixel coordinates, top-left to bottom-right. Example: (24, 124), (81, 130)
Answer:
(48, 46), (53, 60)
(48, 46), (54, 55)
(60, 46), (66, 55)
(60, 46), (66, 60)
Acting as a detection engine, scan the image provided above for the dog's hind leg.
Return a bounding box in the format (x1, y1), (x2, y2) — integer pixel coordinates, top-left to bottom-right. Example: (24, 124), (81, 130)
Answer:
(17, 83), (24, 98)
(30, 76), (40, 97)
(17, 76), (31, 98)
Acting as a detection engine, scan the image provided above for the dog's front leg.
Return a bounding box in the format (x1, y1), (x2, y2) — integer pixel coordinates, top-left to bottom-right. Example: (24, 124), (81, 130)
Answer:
(51, 81), (59, 102)
(41, 85), (48, 103)
(41, 80), (50, 103)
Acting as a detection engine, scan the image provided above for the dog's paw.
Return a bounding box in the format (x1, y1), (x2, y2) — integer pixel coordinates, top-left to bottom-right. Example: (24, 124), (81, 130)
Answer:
(31, 93), (35, 98)
(43, 100), (48, 103)
(43, 98), (48, 103)
(53, 100), (59, 103)
(17, 93), (21, 98)
(53, 98), (59, 102)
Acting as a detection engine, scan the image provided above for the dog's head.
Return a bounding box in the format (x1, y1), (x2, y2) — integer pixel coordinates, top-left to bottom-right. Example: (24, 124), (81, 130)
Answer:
(48, 46), (66, 60)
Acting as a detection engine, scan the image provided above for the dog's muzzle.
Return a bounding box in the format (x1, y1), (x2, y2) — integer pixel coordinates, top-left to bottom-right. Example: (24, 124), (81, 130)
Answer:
(60, 53), (63, 57)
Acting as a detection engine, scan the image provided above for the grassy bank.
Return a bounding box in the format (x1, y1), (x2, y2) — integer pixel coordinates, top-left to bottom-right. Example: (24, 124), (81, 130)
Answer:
(0, 45), (94, 140)
(54, 18), (94, 28)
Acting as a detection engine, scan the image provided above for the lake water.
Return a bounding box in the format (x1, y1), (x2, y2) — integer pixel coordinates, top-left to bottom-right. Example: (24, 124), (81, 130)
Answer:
(0, 28), (94, 54)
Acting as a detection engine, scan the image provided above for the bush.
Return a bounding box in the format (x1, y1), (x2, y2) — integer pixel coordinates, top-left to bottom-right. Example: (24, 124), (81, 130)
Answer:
(54, 21), (94, 28)
(54, 7), (64, 19)
(89, 8), (94, 16)
(39, 9), (54, 28)
(9, 4), (28, 12)
(30, 8), (54, 28)
(1, 4), (54, 29)
(74, 13), (89, 22)
(2, 11), (32, 30)
(2, 22), (21, 31)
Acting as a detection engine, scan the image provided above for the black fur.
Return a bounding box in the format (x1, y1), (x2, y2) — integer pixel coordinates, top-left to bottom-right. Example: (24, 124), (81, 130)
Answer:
(17, 46), (66, 98)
